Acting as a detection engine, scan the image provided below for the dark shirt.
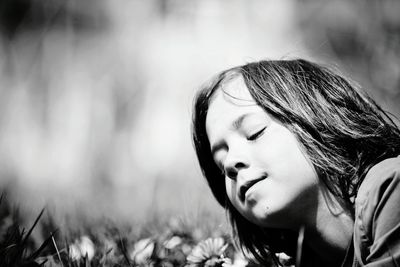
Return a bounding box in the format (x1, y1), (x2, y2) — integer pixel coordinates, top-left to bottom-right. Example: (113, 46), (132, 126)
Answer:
(342, 156), (400, 266)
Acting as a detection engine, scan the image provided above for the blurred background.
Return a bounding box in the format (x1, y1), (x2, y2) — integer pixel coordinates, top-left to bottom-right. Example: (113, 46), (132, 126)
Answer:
(0, 0), (399, 227)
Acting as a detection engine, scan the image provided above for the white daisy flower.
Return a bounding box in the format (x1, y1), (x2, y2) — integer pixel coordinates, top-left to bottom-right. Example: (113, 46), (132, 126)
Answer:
(186, 237), (230, 267)
(130, 237), (155, 264)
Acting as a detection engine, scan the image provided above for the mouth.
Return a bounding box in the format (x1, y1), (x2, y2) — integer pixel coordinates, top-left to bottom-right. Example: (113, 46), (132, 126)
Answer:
(239, 175), (267, 202)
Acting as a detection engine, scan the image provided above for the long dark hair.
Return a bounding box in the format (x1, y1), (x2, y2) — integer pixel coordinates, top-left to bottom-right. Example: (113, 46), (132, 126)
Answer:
(192, 59), (400, 264)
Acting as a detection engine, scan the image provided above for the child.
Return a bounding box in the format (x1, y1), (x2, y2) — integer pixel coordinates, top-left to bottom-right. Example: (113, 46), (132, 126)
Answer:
(192, 59), (400, 266)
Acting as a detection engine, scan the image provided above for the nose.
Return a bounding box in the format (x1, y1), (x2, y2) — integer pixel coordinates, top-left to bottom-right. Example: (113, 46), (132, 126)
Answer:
(224, 154), (248, 180)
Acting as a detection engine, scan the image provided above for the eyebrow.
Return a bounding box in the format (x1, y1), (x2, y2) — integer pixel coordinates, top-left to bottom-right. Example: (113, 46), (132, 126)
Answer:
(210, 113), (249, 156)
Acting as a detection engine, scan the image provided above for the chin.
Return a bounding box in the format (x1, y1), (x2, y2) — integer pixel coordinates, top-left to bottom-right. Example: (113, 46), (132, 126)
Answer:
(247, 202), (292, 228)
(245, 204), (272, 226)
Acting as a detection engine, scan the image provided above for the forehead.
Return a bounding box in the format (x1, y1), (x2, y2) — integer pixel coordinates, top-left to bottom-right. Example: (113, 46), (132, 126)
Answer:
(205, 76), (262, 137)
(215, 75), (253, 102)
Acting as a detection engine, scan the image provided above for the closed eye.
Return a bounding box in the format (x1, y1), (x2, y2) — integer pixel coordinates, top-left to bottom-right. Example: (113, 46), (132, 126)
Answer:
(247, 127), (266, 141)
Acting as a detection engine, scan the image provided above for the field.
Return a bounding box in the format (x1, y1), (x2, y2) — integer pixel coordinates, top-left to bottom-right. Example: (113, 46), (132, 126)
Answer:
(0, 193), (280, 267)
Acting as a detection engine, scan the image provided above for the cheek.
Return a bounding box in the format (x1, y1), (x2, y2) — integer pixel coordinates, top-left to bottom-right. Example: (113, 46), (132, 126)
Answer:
(225, 179), (237, 205)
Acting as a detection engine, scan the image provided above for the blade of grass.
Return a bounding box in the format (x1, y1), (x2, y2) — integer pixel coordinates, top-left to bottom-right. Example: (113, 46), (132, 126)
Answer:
(22, 208), (45, 247)
(52, 232), (64, 267)
(27, 230), (59, 261)
(296, 225), (305, 267)
(119, 236), (133, 267)
(39, 258), (48, 266)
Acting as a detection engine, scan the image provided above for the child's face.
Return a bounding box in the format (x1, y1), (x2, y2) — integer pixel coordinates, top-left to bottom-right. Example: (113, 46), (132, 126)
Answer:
(205, 76), (319, 229)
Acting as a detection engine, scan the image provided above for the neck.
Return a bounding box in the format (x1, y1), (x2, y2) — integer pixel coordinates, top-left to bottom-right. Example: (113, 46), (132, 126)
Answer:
(302, 189), (354, 266)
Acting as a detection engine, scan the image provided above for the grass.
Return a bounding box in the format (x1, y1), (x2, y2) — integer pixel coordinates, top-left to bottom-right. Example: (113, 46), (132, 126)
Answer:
(0, 193), (273, 267)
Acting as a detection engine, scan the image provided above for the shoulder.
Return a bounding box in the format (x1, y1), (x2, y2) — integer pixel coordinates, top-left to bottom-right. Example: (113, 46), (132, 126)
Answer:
(356, 155), (400, 206)
(353, 155), (400, 265)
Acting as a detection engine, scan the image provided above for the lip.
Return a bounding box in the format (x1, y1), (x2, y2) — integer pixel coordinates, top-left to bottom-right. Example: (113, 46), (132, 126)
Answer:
(239, 175), (267, 202)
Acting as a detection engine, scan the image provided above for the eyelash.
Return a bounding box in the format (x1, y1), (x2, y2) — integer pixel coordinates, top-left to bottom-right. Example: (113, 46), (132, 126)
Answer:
(247, 127), (266, 141)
